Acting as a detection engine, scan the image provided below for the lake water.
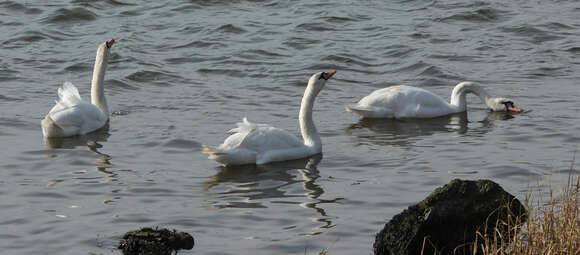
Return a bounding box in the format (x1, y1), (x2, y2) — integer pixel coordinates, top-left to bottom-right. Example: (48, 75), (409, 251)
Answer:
(1, 0), (579, 254)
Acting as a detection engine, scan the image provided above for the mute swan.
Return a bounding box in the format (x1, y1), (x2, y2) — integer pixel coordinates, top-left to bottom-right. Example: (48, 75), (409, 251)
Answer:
(346, 81), (521, 119)
(203, 70), (336, 166)
(42, 39), (115, 137)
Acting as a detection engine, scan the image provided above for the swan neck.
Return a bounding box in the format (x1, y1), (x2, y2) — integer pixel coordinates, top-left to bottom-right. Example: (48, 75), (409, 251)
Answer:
(449, 82), (490, 111)
(299, 83), (321, 152)
(91, 46), (109, 117)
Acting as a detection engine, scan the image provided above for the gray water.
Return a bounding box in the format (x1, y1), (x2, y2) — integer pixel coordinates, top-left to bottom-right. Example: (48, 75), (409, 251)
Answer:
(1, 0), (579, 254)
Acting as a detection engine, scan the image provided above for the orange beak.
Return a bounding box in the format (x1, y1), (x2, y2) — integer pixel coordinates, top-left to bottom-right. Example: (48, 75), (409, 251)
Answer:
(106, 39), (115, 48)
(323, 70), (336, 80)
(507, 104), (521, 112)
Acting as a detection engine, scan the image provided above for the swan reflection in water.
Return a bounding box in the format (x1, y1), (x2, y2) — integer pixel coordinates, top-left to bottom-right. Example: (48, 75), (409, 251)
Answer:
(44, 125), (112, 167)
(346, 112), (469, 147)
(43, 124), (110, 149)
(203, 154), (340, 235)
(347, 110), (520, 147)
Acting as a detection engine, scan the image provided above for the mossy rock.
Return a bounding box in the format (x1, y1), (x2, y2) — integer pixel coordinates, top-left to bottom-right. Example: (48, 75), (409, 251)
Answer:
(118, 227), (194, 255)
(374, 179), (527, 255)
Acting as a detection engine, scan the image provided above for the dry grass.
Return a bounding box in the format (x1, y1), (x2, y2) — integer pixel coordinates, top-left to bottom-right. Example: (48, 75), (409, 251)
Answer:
(473, 161), (580, 255)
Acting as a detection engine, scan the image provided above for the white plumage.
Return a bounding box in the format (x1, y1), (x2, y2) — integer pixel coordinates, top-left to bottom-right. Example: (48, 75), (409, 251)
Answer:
(203, 71), (336, 166)
(346, 82), (521, 119)
(43, 82), (108, 136)
(42, 39), (115, 137)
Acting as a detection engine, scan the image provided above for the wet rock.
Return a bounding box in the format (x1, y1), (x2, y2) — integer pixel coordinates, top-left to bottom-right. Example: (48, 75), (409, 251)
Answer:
(118, 227), (194, 255)
(373, 179), (527, 255)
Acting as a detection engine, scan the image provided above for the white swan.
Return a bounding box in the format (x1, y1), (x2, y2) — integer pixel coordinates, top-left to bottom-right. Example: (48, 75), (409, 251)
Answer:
(202, 70), (336, 166)
(42, 39), (115, 137)
(346, 81), (521, 119)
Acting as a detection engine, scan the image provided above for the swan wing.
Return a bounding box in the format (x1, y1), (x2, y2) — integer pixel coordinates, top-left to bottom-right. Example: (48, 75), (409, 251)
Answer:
(48, 101), (107, 135)
(220, 118), (303, 153)
(46, 82), (107, 135)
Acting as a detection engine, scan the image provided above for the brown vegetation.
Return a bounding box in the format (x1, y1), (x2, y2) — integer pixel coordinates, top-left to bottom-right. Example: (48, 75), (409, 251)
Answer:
(472, 164), (579, 255)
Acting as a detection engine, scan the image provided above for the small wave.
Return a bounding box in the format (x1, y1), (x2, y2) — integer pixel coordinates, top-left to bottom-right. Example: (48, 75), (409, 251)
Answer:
(44, 7), (97, 24)
(108, 79), (138, 91)
(0, 1), (42, 14)
(162, 139), (201, 149)
(385, 61), (429, 74)
(324, 16), (358, 24)
(1, 31), (55, 48)
(501, 25), (565, 43)
(0, 117), (29, 130)
(216, 24), (247, 34)
(173, 40), (226, 49)
(322, 54), (379, 68)
(282, 37), (321, 50)
(295, 22), (332, 32)
(436, 7), (504, 23)
(527, 66), (566, 78)
(565, 47), (580, 53)
(245, 49), (289, 58)
(539, 22), (575, 31)
(22, 192), (70, 199)
(197, 68), (246, 78)
(64, 62), (92, 73)
(169, 3), (202, 14)
(0, 67), (20, 81)
(71, 0), (137, 9)
(126, 70), (180, 83)
(419, 65), (461, 81)
(0, 95), (23, 102)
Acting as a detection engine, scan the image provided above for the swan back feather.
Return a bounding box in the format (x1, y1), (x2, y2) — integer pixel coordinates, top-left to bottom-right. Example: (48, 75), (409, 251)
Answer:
(203, 118), (306, 165)
(56, 81), (82, 107)
(347, 85), (454, 118)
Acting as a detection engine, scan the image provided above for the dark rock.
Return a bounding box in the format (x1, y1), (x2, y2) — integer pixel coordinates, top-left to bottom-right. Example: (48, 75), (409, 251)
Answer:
(118, 227), (194, 255)
(374, 179), (527, 255)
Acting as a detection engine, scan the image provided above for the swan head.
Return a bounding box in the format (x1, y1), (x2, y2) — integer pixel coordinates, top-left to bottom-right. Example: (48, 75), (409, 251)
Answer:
(307, 70), (336, 93)
(97, 39), (115, 58)
(487, 97), (521, 112)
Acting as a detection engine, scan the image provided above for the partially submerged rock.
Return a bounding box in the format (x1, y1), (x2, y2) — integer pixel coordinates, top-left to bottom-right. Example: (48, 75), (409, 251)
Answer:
(374, 179), (527, 255)
(118, 227), (194, 255)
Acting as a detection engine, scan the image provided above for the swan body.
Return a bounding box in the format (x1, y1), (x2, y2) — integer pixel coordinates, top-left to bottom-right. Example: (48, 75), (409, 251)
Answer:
(203, 70), (336, 166)
(42, 39), (115, 137)
(346, 82), (520, 119)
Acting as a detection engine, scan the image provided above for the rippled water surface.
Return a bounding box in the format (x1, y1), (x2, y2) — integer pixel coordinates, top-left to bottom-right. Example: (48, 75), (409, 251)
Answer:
(1, 0), (579, 254)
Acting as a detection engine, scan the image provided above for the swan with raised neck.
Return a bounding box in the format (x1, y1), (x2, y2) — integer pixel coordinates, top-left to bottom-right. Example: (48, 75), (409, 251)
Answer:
(300, 70), (336, 152)
(41, 39), (115, 137)
(203, 70), (336, 166)
(91, 39), (114, 117)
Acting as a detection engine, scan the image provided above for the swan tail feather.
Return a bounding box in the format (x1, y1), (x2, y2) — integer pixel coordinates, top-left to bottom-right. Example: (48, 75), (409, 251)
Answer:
(202, 145), (223, 156)
(41, 116), (64, 137)
(346, 104), (373, 116)
(346, 104), (392, 118)
(57, 82), (82, 106)
(228, 117), (266, 134)
(202, 144), (257, 166)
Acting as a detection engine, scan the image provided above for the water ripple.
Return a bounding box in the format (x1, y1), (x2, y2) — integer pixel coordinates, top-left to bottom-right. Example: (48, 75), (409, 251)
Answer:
(44, 7), (97, 24)
(0, 1), (42, 14)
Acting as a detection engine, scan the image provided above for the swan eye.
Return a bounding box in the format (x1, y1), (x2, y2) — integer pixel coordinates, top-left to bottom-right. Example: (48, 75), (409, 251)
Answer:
(319, 72), (327, 80)
(105, 39), (115, 49)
